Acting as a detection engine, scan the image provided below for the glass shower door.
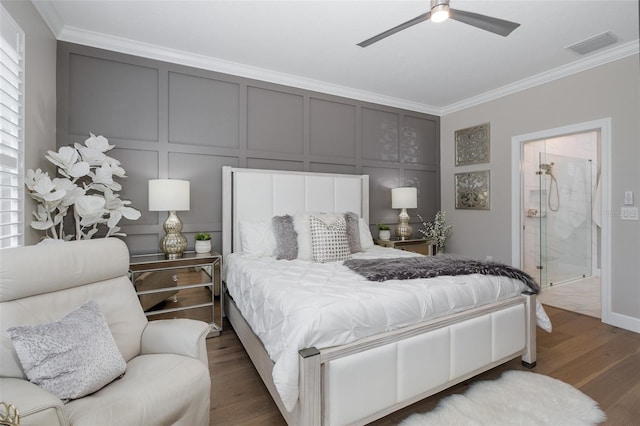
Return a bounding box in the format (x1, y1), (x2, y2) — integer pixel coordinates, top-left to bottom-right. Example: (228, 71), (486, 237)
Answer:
(537, 152), (548, 287)
(539, 153), (593, 286)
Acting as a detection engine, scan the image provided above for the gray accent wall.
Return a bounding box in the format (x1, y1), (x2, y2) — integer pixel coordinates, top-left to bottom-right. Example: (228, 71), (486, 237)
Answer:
(57, 42), (440, 255)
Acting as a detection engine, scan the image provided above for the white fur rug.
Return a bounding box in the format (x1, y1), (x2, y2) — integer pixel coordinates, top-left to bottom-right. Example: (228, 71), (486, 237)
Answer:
(400, 371), (606, 426)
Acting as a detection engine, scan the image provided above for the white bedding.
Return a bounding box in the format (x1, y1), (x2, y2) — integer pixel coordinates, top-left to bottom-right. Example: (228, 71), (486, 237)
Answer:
(225, 246), (551, 411)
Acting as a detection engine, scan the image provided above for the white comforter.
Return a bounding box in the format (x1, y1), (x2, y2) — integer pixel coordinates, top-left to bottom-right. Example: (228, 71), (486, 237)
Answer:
(225, 246), (551, 411)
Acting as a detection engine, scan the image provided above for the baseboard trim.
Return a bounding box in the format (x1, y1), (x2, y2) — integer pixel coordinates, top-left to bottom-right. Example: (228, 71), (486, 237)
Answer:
(604, 312), (640, 333)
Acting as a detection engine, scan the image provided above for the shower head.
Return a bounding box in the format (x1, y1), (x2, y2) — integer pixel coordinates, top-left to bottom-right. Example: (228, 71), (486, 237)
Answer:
(539, 162), (554, 174)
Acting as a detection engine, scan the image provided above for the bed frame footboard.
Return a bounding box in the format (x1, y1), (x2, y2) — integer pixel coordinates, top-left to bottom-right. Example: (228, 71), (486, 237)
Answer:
(226, 291), (537, 426)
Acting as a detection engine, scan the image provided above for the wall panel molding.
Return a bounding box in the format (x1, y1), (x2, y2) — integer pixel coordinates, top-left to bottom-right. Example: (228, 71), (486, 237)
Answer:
(57, 41), (440, 254)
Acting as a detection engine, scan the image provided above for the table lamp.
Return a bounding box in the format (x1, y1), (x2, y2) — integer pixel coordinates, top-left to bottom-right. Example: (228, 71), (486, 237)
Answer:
(149, 179), (190, 259)
(391, 187), (417, 240)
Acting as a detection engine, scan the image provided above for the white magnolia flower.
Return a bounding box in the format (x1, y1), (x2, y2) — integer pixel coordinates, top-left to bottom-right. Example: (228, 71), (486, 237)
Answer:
(25, 169), (43, 191)
(45, 146), (79, 172)
(104, 189), (141, 229)
(46, 146), (90, 178)
(75, 144), (107, 166)
(75, 195), (105, 217)
(75, 195), (106, 228)
(67, 161), (90, 178)
(109, 163), (127, 178)
(91, 163), (114, 185)
(25, 169), (49, 191)
(31, 205), (53, 230)
(84, 133), (114, 152)
(53, 178), (85, 207)
(90, 163), (122, 191)
(28, 172), (67, 203)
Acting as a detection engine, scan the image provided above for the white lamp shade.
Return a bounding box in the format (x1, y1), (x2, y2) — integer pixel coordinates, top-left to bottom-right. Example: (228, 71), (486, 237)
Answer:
(391, 187), (417, 209)
(148, 179), (190, 211)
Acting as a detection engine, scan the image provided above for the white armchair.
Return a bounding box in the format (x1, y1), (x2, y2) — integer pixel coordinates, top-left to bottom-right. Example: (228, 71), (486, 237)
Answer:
(0, 238), (211, 425)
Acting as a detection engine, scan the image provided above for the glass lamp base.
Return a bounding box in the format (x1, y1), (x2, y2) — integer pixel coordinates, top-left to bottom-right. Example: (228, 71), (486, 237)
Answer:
(396, 208), (413, 240)
(160, 210), (187, 258)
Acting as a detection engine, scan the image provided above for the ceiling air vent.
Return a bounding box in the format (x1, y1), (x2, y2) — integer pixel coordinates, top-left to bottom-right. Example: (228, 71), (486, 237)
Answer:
(566, 31), (619, 55)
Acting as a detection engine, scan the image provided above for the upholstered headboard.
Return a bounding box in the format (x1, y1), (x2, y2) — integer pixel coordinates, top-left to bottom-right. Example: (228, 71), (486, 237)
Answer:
(222, 167), (369, 259)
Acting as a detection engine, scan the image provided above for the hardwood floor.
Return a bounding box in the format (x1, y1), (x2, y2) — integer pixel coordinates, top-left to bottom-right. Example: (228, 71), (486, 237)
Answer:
(207, 305), (640, 425)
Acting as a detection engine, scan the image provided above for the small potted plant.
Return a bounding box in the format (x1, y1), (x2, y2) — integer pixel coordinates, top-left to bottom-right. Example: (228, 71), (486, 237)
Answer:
(378, 224), (391, 241)
(194, 232), (212, 254)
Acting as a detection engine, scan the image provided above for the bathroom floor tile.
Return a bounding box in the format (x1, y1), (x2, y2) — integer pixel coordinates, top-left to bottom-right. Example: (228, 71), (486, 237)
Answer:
(538, 277), (600, 318)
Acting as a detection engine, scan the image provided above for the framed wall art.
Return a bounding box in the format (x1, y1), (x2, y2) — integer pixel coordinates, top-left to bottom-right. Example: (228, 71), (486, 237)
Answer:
(455, 170), (490, 210)
(455, 123), (490, 166)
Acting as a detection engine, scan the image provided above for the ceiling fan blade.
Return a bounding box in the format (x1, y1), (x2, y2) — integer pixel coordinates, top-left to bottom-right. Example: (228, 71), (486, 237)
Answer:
(449, 8), (520, 37)
(357, 11), (431, 47)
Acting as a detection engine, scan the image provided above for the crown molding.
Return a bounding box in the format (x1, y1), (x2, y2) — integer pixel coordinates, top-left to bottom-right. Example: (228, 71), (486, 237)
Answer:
(440, 40), (639, 116)
(34, 4), (639, 118)
(56, 25), (442, 116)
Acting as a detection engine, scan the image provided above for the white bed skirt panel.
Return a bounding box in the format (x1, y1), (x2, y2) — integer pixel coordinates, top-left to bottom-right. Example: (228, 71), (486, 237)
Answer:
(324, 303), (526, 425)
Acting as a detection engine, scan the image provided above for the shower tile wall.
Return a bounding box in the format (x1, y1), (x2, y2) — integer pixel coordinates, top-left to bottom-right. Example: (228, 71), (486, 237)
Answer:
(523, 133), (599, 287)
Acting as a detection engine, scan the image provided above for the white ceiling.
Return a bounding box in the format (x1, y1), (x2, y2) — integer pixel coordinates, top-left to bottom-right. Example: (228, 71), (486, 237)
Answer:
(33, 0), (639, 115)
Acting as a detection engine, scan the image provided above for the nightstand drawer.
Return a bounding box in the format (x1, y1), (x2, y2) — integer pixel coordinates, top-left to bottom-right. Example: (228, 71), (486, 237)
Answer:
(133, 268), (212, 322)
(133, 270), (179, 311)
(374, 238), (435, 255)
(396, 243), (431, 255)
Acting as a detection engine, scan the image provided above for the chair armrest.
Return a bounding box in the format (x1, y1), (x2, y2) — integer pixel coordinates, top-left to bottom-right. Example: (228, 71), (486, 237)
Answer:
(0, 378), (68, 426)
(140, 319), (210, 366)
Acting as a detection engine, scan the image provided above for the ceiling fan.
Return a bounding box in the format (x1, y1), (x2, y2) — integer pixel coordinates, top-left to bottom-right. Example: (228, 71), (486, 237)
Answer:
(357, 0), (520, 47)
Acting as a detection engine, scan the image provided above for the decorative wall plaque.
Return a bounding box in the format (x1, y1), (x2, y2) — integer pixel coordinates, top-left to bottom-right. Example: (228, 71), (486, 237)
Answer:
(455, 123), (490, 166)
(455, 170), (490, 210)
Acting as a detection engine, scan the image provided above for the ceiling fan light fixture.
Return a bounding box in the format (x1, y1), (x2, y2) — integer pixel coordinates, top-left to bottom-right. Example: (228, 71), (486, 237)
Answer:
(431, 4), (450, 23)
(357, 0), (519, 47)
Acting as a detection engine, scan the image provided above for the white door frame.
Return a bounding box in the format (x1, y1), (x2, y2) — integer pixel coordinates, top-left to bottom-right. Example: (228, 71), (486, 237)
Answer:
(511, 118), (611, 324)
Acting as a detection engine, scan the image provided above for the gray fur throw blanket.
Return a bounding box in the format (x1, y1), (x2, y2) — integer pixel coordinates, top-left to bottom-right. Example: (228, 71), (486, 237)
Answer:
(343, 255), (539, 294)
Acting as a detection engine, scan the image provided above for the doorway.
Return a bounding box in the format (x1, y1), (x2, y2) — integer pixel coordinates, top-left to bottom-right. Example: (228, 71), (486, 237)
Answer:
(511, 119), (611, 323)
(521, 133), (600, 317)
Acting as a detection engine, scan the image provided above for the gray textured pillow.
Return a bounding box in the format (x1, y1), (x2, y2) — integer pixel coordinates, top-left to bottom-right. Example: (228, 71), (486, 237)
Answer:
(344, 212), (363, 253)
(272, 214), (298, 260)
(6, 300), (126, 400)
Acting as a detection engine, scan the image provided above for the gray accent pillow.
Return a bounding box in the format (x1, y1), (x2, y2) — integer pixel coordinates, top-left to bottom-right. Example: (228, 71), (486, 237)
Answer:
(6, 300), (126, 400)
(272, 214), (298, 260)
(344, 212), (363, 253)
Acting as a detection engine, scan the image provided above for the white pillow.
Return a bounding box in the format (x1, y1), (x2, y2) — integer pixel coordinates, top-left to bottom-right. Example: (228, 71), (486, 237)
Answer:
(293, 213), (313, 261)
(358, 218), (375, 250)
(6, 300), (126, 401)
(309, 215), (352, 263)
(240, 220), (276, 256)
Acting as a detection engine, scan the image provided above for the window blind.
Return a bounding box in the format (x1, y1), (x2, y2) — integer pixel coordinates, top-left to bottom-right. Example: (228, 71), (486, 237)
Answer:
(0, 6), (25, 248)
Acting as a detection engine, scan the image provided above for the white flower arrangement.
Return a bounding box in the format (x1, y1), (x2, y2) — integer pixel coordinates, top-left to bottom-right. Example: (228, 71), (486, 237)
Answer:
(417, 211), (453, 249)
(25, 133), (141, 240)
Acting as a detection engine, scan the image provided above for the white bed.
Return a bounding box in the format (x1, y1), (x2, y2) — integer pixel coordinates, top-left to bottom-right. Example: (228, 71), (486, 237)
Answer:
(222, 167), (547, 426)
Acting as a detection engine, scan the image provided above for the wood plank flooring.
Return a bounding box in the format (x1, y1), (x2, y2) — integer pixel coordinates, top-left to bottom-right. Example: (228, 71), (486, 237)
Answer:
(207, 306), (640, 425)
